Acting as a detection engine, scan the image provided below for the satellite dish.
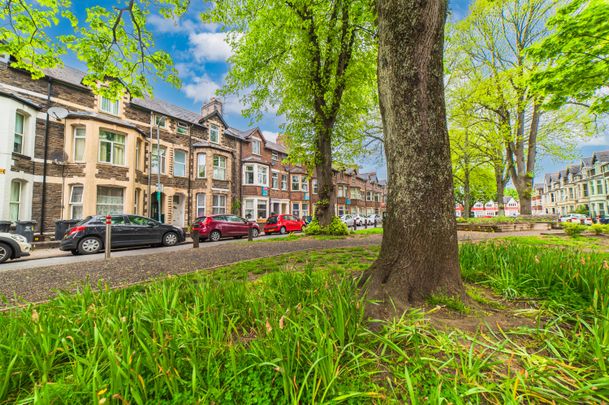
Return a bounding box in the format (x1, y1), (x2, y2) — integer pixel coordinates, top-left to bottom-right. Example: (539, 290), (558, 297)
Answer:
(47, 107), (69, 120)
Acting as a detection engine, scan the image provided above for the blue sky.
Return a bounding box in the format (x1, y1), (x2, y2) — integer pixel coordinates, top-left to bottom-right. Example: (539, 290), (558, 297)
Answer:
(53, 0), (608, 183)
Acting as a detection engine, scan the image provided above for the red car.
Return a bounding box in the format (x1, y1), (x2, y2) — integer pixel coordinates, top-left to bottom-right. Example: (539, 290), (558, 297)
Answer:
(191, 215), (260, 242)
(263, 214), (304, 235)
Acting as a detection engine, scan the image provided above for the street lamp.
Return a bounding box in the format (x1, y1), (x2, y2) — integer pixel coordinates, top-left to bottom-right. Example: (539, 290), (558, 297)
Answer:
(155, 117), (164, 223)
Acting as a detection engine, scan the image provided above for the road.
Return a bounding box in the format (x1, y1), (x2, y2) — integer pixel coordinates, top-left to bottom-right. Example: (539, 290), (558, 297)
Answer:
(0, 233), (291, 273)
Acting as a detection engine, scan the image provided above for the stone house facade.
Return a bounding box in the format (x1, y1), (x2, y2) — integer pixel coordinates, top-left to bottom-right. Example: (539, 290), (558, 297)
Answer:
(0, 60), (386, 236)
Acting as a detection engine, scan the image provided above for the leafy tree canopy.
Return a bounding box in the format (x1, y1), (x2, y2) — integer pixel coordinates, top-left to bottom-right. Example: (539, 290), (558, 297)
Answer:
(528, 0), (609, 114)
(0, 0), (186, 99)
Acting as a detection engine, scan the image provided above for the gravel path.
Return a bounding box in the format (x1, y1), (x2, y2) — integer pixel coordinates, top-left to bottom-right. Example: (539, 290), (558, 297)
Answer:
(0, 235), (382, 307)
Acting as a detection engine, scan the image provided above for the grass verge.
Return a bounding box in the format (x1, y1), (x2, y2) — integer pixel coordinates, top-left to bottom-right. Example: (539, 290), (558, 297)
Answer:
(1, 242), (609, 403)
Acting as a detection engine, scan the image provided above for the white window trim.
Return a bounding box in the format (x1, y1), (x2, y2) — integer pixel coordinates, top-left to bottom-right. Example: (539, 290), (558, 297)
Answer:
(177, 122), (189, 135)
(291, 175), (300, 191)
(151, 144), (167, 174)
(197, 153), (206, 178)
(243, 163), (269, 186)
(271, 170), (280, 189)
(98, 130), (126, 166)
(100, 96), (120, 116)
(252, 139), (261, 155)
(210, 124), (220, 144)
(173, 149), (187, 177)
(213, 155), (227, 180)
(196, 193), (206, 217)
(154, 114), (167, 128)
(13, 111), (25, 154)
(69, 184), (84, 219)
(212, 194), (227, 214)
(73, 126), (86, 162)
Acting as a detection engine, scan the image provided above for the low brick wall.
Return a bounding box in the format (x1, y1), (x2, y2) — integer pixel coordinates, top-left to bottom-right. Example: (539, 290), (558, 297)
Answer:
(457, 222), (553, 232)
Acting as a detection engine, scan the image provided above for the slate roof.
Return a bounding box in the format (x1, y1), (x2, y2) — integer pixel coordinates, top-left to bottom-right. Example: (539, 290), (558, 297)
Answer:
(568, 165), (581, 175)
(44, 65), (87, 89)
(545, 172), (559, 183)
(130, 97), (201, 124)
(266, 141), (287, 154)
(582, 157), (593, 167)
(66, 111), (146, 136)
(0, 86), (42, 109)
(593, 150), (609, 163)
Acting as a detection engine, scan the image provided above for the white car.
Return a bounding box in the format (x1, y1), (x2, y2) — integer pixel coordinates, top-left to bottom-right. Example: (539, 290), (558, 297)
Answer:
(366, 214), (382, 225)
(559, 214), (593, 225)
(340, 215), (356, 227)
(0, 232), (31, 263)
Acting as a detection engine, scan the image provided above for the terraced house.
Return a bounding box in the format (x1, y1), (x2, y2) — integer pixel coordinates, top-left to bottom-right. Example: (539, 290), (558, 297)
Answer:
(542, 151), (609, 217)
(0, 59), (386, 236)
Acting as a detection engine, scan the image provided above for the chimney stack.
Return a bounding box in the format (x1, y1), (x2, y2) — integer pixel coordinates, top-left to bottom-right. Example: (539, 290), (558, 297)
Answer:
(201, 96), (223, 117)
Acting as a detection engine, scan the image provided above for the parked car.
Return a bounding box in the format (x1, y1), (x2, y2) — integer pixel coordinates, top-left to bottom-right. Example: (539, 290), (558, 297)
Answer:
(0, 232), (31, 263)
(264, 214), (304, 234)
(366, 214), (382, 225)
(340, 214), (356, 227)
(559, 214), (593, 225)
(598, 216), (609, 225)
(192, 214), (260, 242)
(60, 215), (186, 255)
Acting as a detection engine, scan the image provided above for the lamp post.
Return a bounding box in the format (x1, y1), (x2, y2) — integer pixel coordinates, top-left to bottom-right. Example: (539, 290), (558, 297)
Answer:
(156, 122), (162, 223)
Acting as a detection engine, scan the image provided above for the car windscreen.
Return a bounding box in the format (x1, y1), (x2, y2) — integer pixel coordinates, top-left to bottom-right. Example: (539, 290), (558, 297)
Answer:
(76, 216), (94, 225)
(194, 217), (207, 223)
(266, 216), (278, 224)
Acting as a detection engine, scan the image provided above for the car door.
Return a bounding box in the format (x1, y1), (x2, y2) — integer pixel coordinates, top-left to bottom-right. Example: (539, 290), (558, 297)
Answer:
(230, 215), (249, 236)
(127, 215), (160, 244)
(214, 216), (233, 236)
(109, 215), (131, 247)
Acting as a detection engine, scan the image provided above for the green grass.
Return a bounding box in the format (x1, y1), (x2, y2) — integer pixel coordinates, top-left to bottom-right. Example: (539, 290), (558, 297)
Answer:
(352, 227), (383, 235)
(499, 234), (607, 250)
(457, 215), (557, 224)
(426, 294), (470, 314)
(2, 242), (609, 403)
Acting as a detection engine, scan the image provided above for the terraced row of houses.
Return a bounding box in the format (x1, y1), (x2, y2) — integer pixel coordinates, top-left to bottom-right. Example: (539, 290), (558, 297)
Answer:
(539, 150), (609, 217)
(0, 59), (386, 237)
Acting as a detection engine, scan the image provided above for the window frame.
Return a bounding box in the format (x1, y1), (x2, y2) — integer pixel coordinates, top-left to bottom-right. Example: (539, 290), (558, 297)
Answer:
(271, 151), (278, 162)
(98, 130), (126, 166)
(271, 171), (279, 189)
(173, 149), (187, 177)
(73, 126), (86, 162)
(212, 194), (226, 214)
(9, 180), (23, 221)
(281, 174), (288, 190)
(177, 122), (189, 135)
(244, 164), (255, 185)
(252, 139), (261, 155)
(96, 186), (124, 216)
(213, 155), (227, 180)
(197, 153), (206, 178)
(210, 125), (220, 144)
(100, 96), (120, 115)
(291, 175), (300, 191)
(69, 184), (84, 219)
(154, 114), (167, 128)
(13, 112), (25, 154)
(196, 193), (206, 217)
(151, 144), (167, 174)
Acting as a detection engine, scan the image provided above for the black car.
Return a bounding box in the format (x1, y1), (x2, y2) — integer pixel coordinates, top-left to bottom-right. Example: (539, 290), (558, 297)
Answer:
(60, 214), (186, 255)
(599, 216), (609, 225)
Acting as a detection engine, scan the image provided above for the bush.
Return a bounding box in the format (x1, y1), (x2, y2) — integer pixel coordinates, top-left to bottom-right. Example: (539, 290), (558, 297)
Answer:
(561, 222), (587, 237)
(304, 217), (349, 236)
(590, 224), (605, 235)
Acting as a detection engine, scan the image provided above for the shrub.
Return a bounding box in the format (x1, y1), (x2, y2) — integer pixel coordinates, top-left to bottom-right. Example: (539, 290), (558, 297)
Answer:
(304, 217), (349, 236)
(561, 222), (587, 237)
(590, 223), (605, 235)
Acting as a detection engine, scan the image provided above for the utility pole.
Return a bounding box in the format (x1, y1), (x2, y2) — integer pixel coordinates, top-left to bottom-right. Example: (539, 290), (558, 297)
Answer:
(156, 123), (162, 223)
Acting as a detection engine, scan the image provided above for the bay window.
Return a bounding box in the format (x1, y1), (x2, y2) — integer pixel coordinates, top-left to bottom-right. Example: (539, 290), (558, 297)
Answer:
(244, 165), (255, 184)
(96, 187), (124, 215)
(291, 175), (300, 191)
(258, 166), (268, 186)
(213, 155), (227, 180)
(99, 130), (125, 165)
(301, 177), (308, 192)
(272, 172), (279, 189)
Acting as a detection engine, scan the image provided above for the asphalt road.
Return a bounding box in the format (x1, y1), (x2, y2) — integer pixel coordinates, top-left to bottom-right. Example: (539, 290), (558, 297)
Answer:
(0, 233), (291, 273)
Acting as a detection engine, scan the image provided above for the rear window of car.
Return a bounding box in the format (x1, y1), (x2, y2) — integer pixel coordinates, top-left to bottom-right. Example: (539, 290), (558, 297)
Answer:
(266, 216), (278, 224)
(194, 217), (207, 223)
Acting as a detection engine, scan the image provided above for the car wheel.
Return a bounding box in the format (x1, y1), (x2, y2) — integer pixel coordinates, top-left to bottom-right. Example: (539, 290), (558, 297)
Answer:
(0, 243), (12, 263)
(70, 249), (80, 256)
(78, 237), (102, 255)
(162, 232), (179, 247)
(210, 230), (221, 242)
(251, 228), (259, 238)
(279, 226), (287, 235)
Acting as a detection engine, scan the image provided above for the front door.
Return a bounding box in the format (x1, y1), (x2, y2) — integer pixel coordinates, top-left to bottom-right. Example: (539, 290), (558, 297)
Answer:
(172, 194), (184, 228)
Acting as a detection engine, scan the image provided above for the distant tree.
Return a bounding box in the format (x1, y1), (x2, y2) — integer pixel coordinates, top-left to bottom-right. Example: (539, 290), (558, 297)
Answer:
(0, 0), (185, 98)
(205, 0), (377, 226)
(448, 0), (593, 215)
(528, 0), (609, 114)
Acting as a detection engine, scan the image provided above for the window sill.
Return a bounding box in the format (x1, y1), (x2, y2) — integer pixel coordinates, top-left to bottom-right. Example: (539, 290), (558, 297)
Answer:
(97, 161), (128, 168)
(11, 152), (32, 160)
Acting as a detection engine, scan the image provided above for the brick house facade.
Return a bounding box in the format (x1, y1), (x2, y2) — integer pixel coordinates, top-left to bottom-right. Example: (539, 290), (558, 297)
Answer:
(0, 61), (386, 236)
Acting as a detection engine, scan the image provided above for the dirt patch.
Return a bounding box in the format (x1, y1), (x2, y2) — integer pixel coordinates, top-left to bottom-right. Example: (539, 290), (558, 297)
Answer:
(424, 285), (544, 333)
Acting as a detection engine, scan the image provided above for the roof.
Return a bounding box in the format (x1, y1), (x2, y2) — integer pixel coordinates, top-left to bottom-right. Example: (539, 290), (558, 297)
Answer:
(0, 86), (42, 109)
(44, 65), (87, 89)
(266, 141), (287, 154)
(593, 150), (609, 163)
(66, 111), (146, 136)
(545, 172), (559, 183)
(131, 97), (201, 125)
(198, 110), (229, 129)
(582, 157), (593, 167)
(242, 155), (268, 164)
(567, 165), (581, 175)
(534, 183), (544, 190)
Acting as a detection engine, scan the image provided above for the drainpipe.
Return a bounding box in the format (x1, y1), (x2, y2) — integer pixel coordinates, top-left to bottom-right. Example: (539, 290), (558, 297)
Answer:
(187, 125), (192, 225)
(39, 79), (53, 236)
(146, 111), (152, 217)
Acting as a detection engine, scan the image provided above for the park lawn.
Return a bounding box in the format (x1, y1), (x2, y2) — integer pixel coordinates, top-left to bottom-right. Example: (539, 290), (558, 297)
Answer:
(1, 242), (609, 403)
(499, 234), (609, 250)
(352, 227), (384, 235)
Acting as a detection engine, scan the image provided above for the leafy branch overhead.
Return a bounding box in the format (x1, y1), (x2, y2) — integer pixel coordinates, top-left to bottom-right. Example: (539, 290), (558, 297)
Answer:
(0, 0), (189, 99)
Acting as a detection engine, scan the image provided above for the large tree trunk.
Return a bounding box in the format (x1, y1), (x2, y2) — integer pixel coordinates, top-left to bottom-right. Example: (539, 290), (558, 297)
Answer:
(463, 168), (471, 219)
(494, 165), (505, 216)
(363, 0), (465, 313)
(315, 127), (336, 225)
(515, 177), (533, 215)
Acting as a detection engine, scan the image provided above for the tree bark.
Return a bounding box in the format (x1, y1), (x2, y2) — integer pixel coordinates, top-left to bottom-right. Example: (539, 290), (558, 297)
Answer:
(363, 0), (465, 313)
(463, 167), (471, 219)
(494, 164), (505, 216)
(315, 126), (336, 225)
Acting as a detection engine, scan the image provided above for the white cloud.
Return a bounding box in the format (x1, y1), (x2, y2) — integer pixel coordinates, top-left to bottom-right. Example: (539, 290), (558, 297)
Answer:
(182, 75), (221, 103)
(188, 32), (233, 62)
(262, 130), (279, 142)
(582, 134), (609, 147)
(174, 63), (193, 79)
(147, 14), (220, 35)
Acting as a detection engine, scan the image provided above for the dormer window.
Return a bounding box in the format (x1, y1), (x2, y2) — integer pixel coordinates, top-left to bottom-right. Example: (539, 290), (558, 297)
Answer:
(177, 122), (189, 135)
(271, 151), (278, 161)
(100, 96), (119, 115)
(210, 125), (219, 143)
(252, 139), (261, 155)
